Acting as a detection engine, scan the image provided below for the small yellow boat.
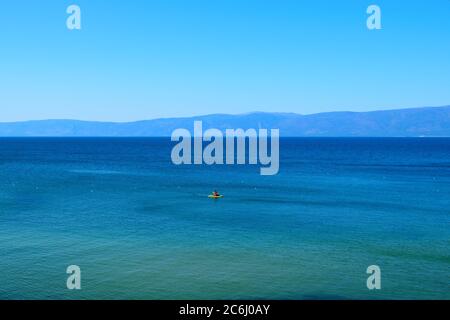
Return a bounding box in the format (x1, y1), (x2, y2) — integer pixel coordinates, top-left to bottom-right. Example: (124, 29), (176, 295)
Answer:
(208, 195), (224, 199)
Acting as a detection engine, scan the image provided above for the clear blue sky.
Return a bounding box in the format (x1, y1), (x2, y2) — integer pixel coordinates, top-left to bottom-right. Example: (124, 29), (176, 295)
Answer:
(1, 0), (449, 121)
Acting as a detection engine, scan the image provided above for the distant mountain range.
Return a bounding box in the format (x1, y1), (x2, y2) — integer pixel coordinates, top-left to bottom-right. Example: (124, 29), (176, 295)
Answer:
(1, 106), (450, 137)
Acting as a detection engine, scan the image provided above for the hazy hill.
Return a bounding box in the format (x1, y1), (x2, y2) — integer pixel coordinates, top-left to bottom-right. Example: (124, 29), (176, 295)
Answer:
(0, 106), (449, 137)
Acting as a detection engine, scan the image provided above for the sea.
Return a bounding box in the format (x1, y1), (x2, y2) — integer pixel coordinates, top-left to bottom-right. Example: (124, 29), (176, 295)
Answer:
(0, 137), (449, 299)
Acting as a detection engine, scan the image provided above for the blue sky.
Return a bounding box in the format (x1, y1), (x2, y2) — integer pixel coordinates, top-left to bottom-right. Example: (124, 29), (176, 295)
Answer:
(0, 0), (449, 121)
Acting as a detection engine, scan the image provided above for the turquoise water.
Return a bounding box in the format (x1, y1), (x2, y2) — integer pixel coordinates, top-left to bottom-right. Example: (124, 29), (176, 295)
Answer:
(0, 138), (449, 299)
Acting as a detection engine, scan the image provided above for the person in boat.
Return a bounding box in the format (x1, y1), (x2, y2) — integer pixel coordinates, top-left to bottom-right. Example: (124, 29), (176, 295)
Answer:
(212, 190), (220, 197)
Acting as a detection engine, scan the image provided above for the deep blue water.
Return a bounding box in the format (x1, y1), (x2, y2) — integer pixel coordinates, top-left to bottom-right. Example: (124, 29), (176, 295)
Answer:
(0, 138), (449, 299)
